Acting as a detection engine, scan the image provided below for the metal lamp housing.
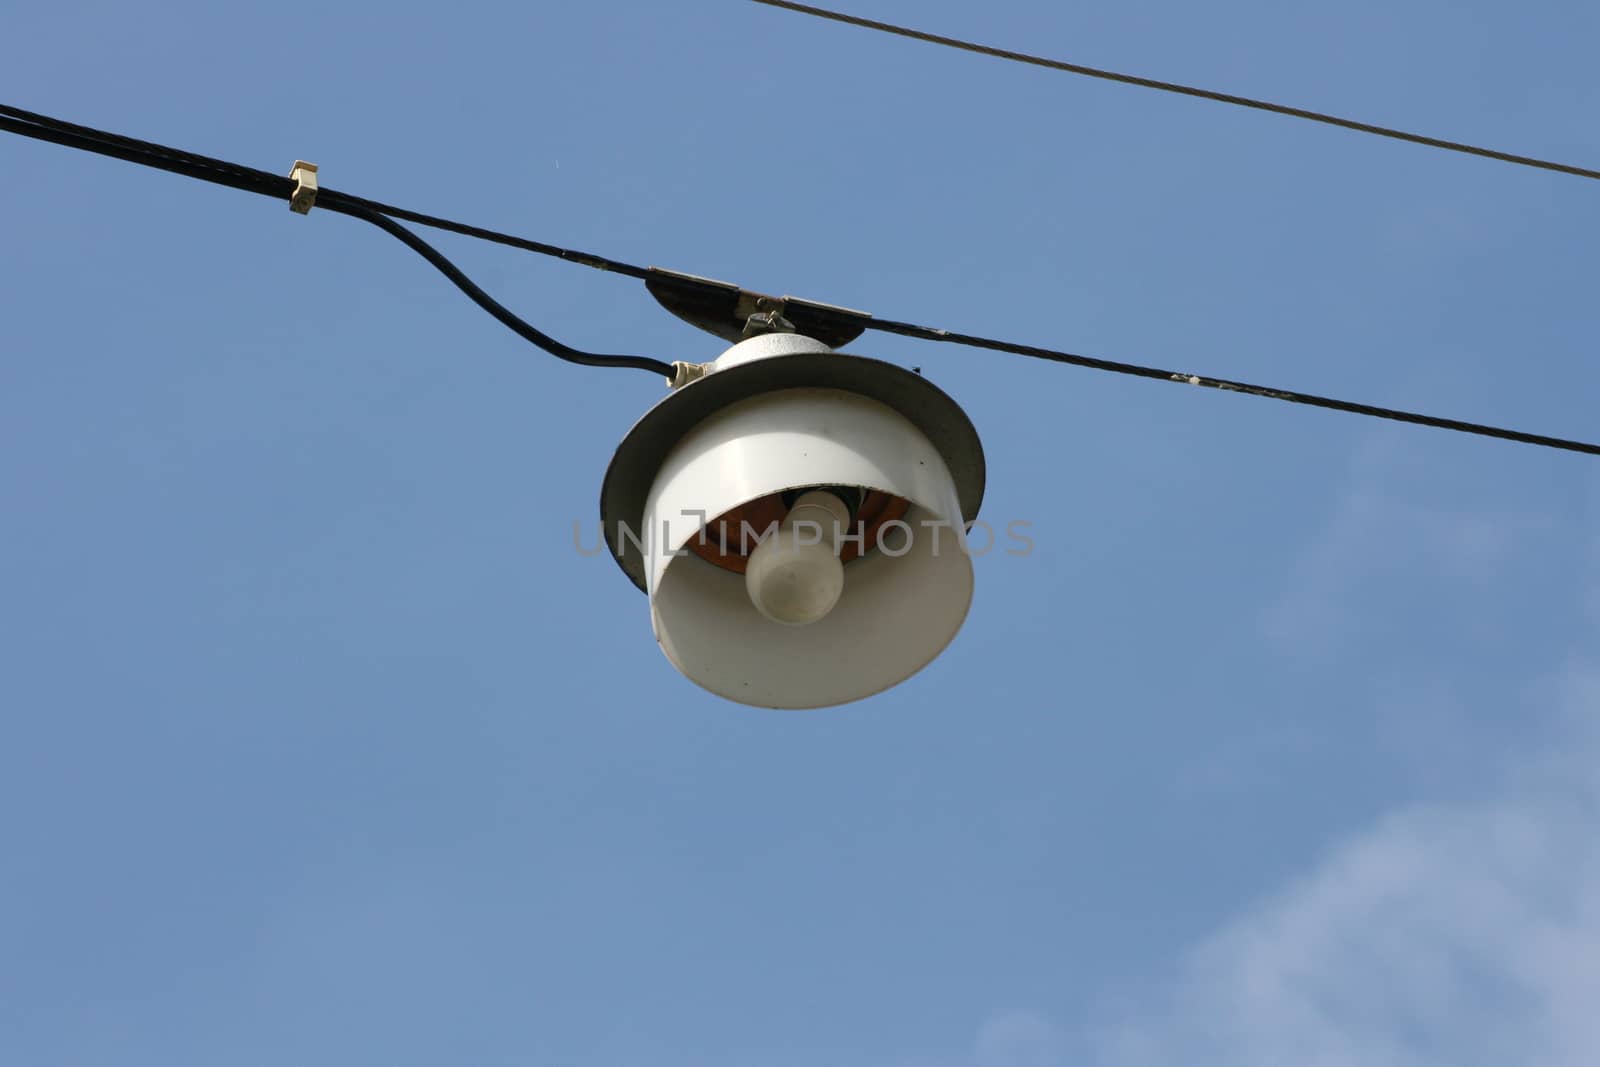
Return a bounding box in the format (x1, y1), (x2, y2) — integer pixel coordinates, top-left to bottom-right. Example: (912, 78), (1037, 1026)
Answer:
(601, 334), (985, 709)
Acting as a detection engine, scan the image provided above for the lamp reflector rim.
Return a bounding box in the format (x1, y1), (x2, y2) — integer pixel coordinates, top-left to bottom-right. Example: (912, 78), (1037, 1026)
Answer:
(601, 351), (985, 592)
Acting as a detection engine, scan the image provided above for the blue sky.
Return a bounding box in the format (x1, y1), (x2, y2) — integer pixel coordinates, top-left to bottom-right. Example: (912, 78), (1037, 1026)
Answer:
(4, 2), (1599, 1064)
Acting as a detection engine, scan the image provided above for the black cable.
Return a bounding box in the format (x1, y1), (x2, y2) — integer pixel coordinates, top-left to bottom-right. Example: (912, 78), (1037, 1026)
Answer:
(322, 200), (674, 376)
(318, 189), (650, 279)
(745, 0), (1600, 184)
(0, 105), (650, 279)
(0, 106), (669, 376)
(0, 103), (290, 191)
(4, 101), (1599, 455)
(866, 318), (1600, 456)
(0, 112), (291, 199)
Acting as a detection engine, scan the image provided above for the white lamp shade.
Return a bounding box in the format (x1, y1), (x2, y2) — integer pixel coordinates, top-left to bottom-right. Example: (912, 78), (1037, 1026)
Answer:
(600, 336), (985, 710)
(642, 388), (973, 708)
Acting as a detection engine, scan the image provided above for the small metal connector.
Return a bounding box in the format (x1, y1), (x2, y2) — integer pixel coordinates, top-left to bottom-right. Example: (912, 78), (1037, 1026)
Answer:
(741, 308), (796, 337)
(288, 160), (319, 214)
(668, 361), (710, 390)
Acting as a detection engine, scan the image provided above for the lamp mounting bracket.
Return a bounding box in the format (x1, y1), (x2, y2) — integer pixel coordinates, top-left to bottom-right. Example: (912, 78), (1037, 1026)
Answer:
(644, 267), (872, 350)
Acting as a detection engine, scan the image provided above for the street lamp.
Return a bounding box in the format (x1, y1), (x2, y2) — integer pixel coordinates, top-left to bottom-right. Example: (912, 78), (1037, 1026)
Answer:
(601, 313), (985, 709)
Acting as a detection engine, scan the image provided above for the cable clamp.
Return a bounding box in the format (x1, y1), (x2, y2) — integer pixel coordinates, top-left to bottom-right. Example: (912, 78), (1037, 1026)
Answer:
(288, 160), (319, 214)
(668, 361), (710, 390)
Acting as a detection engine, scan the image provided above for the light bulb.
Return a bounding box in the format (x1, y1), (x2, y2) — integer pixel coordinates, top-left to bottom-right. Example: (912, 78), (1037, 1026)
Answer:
(745, 490), (850, 626)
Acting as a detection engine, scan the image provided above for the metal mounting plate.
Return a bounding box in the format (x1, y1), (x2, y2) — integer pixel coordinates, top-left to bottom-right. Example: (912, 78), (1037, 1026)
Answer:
(644, 267), (873, 349)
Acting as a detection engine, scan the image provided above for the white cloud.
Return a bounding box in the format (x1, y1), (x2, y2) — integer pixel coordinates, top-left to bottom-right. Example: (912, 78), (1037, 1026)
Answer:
(957, 680), (1600, 1067)
(1094, 667), (1600, 1067)
(1259, 437), (1551, 657)
(960, 444), (1600, 1067)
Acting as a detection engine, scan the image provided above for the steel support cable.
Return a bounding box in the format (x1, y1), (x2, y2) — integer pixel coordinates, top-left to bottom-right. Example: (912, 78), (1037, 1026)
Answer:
(0, 107), (668, 375)
(0, 104), (648, 277)
(4, 102), (1598, 454)
(0, 111), (289, 197)
(867, 318), (1600, 456)
(745, 0), (1600, 183)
